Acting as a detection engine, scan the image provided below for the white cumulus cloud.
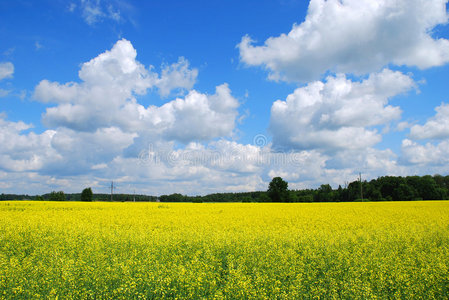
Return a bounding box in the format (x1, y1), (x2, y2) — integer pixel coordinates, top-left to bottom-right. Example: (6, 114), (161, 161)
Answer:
(409, 103), (449, 140)
(7, 38), (241, 194)
(43, 127), (137, 175)
(238, 0), (449, 82)
(269, 69), (415, 152)
(0, 114), (57, 172)
(158, 84), (239, 142)
(400, 139), (449, 166)
(155, 57), (198, 97)
(400, 102), (449, 167)
(33, 39), (226, 143)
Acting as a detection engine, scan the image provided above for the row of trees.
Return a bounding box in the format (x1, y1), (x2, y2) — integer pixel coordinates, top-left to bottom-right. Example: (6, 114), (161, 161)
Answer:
(2, 175), (449, 202)
(266, 175), (449, 203)
(36, 189), (155, 202)
(2, 188), (96, 202)
(33, 188), (93, 201)
(159, 175), (449, 203)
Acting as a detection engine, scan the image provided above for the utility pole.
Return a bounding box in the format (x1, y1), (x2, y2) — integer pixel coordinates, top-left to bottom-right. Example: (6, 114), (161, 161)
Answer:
(110, 181), (114, 202)
(359, 173), (363, 201)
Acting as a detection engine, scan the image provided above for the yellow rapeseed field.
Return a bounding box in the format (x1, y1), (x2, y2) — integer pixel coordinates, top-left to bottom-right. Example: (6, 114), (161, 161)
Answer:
(0, 201), (448, 299)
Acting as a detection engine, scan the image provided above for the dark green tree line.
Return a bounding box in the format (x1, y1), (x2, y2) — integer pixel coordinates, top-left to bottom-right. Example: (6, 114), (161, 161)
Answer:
(2, 174), (449, 203)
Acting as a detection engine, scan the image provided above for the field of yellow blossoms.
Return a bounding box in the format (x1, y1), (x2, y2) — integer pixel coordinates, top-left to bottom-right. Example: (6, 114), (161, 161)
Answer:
(1, 200), (448, 298)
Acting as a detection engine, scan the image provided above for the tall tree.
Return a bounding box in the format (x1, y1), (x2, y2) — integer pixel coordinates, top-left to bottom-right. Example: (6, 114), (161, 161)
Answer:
(316, 184), (334, 202)
(81, 187), (93, 202)
(268, 177), (289, 202)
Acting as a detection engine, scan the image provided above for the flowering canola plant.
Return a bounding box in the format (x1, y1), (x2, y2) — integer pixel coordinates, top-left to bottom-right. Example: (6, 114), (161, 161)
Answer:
(0, 201), (448, 298)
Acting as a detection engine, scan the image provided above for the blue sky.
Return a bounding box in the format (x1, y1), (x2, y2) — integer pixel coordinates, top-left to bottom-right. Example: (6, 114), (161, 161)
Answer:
(1, 0), (449, 195)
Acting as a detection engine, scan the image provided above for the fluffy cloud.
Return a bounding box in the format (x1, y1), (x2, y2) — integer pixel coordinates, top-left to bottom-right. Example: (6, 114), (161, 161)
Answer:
(77, 39), (153, 94)
(0, 62), (14, 80)
(269, 69), (415, 152)
(155, 57), (198, 97)
(409, 103), (449, 140)
(0, 106), (363, 195)
(42, 127), (136, 175)
(34, 39), (154, 105)
(0, 39), (239, 193)
(34, 39), (197, 105)
(4, 34), (432, 195)
(0, 113), (410, 195)
(158, 84), (239, 142)
(400, 102), (449, 167)
(33, 39), (233, 143)
(0, 114), (57, 172)
(34, 80), (80, 104)
(120, 140), (334, 195)
(401, 139), (449, 166)
(326, 147), (400, 174)
(0, 111), (420, 195)
(132, 139), (405, 194)
(35, 39), (155, 131)
(0, 112), (136, 182)
(238, 0), (449, 82)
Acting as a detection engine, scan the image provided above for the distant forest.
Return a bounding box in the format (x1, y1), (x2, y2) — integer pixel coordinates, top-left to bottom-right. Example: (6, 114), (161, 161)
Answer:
(0, 193), (157, 202)
(1, 174), (449, 203)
